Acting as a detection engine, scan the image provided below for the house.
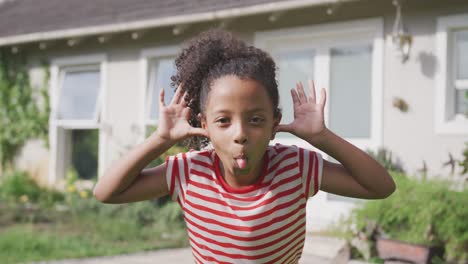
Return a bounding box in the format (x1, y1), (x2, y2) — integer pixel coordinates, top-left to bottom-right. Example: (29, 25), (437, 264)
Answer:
(1, 0), (467, 232)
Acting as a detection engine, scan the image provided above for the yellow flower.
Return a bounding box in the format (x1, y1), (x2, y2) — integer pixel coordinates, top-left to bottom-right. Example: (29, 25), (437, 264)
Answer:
(20, 195), (29, 203)
(79, 190), (88, 199)
(67, 185), (77, 193)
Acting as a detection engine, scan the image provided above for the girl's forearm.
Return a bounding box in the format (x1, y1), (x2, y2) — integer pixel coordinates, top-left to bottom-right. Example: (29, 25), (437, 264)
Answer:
(93, 133), (175, 202)
(307, 128), (395, 197)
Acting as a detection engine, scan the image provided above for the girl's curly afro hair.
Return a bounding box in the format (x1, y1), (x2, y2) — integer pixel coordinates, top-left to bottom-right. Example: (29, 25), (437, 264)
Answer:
(171, 28), (280, 150)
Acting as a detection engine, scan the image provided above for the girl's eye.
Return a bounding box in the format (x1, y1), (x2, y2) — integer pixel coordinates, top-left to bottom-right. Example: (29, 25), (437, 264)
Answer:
(216, 117), (230, 124)
(250, 117), (265, 124)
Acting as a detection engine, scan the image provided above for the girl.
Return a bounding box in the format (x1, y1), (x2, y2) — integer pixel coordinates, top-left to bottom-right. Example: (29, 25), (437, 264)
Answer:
(93, 29), (395, 263)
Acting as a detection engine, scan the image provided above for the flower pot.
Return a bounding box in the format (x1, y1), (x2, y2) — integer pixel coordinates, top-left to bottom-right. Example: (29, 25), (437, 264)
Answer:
(376, 237), (444, 264)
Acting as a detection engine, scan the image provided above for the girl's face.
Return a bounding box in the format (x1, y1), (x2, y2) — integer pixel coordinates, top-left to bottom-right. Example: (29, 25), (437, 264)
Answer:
(200, 75), (280, 182)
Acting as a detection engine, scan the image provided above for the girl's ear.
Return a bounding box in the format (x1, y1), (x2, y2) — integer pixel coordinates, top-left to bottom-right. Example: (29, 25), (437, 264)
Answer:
(271, 113), (282, 140)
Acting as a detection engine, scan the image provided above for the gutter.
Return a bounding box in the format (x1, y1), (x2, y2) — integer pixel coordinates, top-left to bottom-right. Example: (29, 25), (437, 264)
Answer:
(0, 0), (359, 46)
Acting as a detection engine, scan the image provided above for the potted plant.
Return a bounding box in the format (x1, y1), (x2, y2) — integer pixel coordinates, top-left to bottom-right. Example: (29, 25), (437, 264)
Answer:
(345, 172), (468, 263)
(375, 237), (444, 263)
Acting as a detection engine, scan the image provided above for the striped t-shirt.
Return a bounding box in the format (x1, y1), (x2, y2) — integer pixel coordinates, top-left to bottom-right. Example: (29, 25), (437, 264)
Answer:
(165, 143), (323, 263)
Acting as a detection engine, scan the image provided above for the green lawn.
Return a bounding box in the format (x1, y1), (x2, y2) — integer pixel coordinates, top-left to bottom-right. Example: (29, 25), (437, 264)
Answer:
(0, 201), (189, 263)
(0, 167), (189, 264)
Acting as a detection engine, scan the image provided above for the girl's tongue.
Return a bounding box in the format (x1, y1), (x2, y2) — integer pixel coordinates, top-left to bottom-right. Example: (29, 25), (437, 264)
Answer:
(235, 158), (247, 169)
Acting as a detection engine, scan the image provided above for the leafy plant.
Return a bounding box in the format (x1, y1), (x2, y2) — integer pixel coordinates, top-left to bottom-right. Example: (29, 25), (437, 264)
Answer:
(346, 172), (468, 262)
(0, 50), (50, 169)
(0, 170), (42, 203)
(459, 142), (468, 175)
(0, 170), (64, 207)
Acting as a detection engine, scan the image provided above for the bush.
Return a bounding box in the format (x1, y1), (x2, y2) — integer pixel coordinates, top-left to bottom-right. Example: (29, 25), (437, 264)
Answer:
(0, 170), (65, 207)
(346, 172), (468, 262)
(0, 171), (42, 202)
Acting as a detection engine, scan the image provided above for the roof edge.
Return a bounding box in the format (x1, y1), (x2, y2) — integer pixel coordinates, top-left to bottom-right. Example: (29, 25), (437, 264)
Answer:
(0, 0), (359, 47)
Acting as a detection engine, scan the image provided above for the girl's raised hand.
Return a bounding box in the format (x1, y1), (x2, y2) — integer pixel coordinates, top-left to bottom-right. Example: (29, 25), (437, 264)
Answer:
(276, 80), (327, 143)
(154, 84), (208, 143)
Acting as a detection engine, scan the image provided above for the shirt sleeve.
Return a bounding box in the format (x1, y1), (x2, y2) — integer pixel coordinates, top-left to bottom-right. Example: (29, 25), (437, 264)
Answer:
(297, 147), (323, 197)
(165, 151), (192, 205)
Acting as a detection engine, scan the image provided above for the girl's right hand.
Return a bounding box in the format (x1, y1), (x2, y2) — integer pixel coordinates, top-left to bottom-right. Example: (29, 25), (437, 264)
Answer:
(154, 84), (208, 143)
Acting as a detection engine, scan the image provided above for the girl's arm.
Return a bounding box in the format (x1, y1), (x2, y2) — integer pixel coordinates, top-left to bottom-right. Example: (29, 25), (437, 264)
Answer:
(92, 134), (174, 204)
(93, 85), (207, 204)
(276, 80), (395, 199)
(310, 128), (395, 199)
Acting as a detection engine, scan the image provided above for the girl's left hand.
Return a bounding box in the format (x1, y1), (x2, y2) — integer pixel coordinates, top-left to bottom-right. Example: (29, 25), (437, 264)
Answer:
(275, 80), (327, 143)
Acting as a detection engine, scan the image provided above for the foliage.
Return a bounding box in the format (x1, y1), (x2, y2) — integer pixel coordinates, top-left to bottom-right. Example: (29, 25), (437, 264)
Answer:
(459, 142), (468, 175)
(346, 172), (468, 262)
(71, 129), (99, 179)
(0, 170), (64, 207)
(0, 50), (50, 168)
(0, 170), (42, 202)
(0, 170), (188, 263)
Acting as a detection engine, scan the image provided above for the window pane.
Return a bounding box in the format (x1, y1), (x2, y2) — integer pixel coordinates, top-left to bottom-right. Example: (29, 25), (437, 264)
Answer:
(274, 49), (314, 137)
(71, 129), (98, 180)
(455, 30), (468, 80)
(58, 69), (100, 120)
(329, 46), (372, 138)
(149, 58), (176, 120)
(455, 89), (468, 115)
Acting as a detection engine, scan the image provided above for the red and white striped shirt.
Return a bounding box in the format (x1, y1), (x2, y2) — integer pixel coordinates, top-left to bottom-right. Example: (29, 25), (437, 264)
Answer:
(165, 144), (323, 263)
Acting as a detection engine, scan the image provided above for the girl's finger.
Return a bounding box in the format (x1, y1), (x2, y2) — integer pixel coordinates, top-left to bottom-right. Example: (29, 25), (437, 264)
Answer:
(189, 127), (209, 138)
(181, 91), (188, 107)
(159, 89), (166, 107)
(291, 89), (300, 106)
(297, 82), (307, 104)
(308, 79), (316, 103)
(170, 88), (182, 105)
(170, 83), (184, 105)
(320, 88), (327, 109)
(275, 123), (293, 134)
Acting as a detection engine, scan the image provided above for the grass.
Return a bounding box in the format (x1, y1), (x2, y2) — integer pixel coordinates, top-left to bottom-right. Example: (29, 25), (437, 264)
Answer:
(0, 201), (189, 263)
(0, 224), (187, 263)
(0, 169), (189, 263)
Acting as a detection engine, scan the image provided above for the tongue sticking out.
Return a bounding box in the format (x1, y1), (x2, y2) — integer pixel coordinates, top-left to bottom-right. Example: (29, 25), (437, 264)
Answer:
(236, 158), (247, 169)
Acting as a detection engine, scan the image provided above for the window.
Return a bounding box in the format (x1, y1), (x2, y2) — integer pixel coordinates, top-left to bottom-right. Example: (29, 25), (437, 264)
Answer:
(140, 47), (179, 139)
(256, 18), (383, 204)
(454, 30), (468, 117)
(273, 49), (315, 136)
(140, 47), (179, 169)
(49, 54), (106, 184)
(146, 57), (177, 129)
(329, 46), (373, 138)
(436, 14), (468, 134)
(57, 65), (101, 122)
(255, 18), (383, 151)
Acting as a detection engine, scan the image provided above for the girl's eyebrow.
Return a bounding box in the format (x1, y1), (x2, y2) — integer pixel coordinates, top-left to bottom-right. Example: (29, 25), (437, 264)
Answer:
(212, 108), (268, 115)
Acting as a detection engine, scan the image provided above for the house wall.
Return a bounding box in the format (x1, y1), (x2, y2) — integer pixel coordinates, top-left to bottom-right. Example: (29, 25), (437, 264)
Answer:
(383, 5), (468, 178)
(12, 0), (468, 230)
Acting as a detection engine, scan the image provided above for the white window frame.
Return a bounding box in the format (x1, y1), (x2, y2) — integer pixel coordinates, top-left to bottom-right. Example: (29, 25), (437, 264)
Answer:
(436, 13), (468, 134)
(255, 18), (384, 152)
(139, 46), (179, 142)
(49, 54), (107, 184)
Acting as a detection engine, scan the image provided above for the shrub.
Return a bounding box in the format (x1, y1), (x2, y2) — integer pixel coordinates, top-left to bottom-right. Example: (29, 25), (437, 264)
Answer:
(0, 170), (65, 207)
(0, 170), (42, 203)
(346, 172), (468, 262)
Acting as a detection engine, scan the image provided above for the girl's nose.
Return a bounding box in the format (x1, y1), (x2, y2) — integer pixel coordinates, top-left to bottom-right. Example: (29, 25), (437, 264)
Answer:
(233, 123), (248, 144)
